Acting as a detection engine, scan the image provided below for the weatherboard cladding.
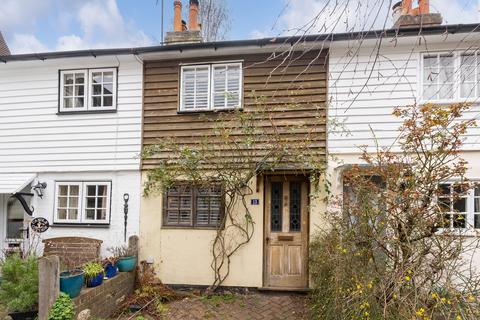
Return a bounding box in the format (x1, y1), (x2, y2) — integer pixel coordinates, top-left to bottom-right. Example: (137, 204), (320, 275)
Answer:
(0, 55), (143, 173)
(142, 51), (328, 170)
(328, 35), (480, 154)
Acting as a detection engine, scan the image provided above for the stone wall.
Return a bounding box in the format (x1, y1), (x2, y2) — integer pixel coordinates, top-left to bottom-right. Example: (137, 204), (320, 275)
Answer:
(43, 237), (102, 268)
(74, 272), (135, 318)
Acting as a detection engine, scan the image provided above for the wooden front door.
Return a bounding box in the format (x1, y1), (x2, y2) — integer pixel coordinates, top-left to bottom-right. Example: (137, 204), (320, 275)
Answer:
(264, 175), (309, 289)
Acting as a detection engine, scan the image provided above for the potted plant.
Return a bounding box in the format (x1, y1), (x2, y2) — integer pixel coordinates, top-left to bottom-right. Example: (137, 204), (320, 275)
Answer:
(108, 245), (137, 272)
(102, 257), (118, 279)
(82, 262), (104, 288)
(47, 293), (75, 320)
(59, 258), (84, 299)
(0, 254), (38, 320)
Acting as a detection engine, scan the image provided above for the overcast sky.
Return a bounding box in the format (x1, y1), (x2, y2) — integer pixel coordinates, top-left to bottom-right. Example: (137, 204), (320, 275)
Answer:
(0, 0), (478, 54)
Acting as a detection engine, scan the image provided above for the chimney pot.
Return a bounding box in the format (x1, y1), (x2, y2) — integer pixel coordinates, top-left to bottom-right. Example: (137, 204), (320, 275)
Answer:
(173, 0), (183, 33)
(189, 0), (201, 31)
(393, 0), (442, 28)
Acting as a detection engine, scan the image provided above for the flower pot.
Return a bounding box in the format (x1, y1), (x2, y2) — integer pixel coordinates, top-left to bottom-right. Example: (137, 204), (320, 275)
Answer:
(117, 256), (136, 272)
(86, 272), (104, 288)
(60, 269), (84, 298)
(104, 263), (118, 278)
(8, 311), (38, 320)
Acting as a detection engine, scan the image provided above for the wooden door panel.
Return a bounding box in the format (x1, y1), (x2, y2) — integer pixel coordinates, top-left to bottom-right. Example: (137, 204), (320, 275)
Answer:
(264, 175), (309, 289)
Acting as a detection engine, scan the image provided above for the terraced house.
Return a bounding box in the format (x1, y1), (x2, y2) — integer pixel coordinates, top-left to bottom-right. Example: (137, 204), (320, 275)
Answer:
(0, 38), (144, 257)
(1, 0), (480, 292)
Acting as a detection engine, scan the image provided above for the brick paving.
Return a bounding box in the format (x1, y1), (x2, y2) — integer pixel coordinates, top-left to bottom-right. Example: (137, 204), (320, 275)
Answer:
(163, 292), (309, 320)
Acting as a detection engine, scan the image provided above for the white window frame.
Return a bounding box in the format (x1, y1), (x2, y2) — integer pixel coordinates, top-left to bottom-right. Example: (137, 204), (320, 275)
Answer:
(54, 181), (111, 224)
(180, 64), (211, 112)
(436, 182), (480, 235)
(419, 50), (480, 104)
(59, 68), (117, 113)
(179, 62), (243, 112)
(88, 68), (117, 111)
(59, 70), (88, 112)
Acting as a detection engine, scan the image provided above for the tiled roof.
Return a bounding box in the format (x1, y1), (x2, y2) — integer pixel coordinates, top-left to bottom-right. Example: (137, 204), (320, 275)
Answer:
(0, 31), (11, 56)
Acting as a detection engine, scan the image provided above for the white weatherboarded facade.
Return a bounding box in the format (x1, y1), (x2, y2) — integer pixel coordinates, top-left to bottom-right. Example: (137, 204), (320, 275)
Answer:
(0, 55), (143, 256)
(328, 30), (480, 265)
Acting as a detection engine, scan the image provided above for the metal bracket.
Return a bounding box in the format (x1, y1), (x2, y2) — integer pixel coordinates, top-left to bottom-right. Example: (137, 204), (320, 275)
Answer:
(11, 193), (34, 216)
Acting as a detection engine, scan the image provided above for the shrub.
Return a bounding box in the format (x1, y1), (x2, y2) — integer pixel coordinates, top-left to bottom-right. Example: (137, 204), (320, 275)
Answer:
(48, 293), (75, 320)
(82, 262), (104, 281)
(0, 254), (38, 312)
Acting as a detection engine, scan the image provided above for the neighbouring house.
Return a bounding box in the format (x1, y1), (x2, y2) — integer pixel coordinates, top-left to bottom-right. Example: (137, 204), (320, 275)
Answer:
(0, 45), (144, 257)
(0, 31), (10, 56)
(328, 0), (480, 260)
(139, 0), (327, 289)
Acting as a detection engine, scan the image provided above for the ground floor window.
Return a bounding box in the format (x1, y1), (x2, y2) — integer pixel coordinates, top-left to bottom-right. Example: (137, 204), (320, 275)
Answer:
(163, 183), (223, 228)
(54, 181), (111, 224)
(438, 183), (480, 230)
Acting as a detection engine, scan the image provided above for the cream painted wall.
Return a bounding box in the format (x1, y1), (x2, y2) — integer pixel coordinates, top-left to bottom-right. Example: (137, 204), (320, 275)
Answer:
(139, 173), (327, 288)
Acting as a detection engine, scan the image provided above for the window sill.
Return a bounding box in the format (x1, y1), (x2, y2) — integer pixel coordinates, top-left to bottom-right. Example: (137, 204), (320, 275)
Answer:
(52, 223), (110, 228)
(161, 225), (224, 230)
(419, 99), (480, 106)
(177, 108), (243, 115)
(57, 109), (117, 115)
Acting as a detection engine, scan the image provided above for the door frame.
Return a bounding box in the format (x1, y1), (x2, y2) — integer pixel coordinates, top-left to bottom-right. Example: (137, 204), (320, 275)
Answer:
(262, 173), (310, 289)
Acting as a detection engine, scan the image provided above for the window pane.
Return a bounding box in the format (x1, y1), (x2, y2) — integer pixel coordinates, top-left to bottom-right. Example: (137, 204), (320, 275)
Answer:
(64, 98), (73, 108)
(96, 209), (106, 220)
(70, 185), (79, 196)
(75, 85), (84, 96)
(59, 185), (68, 196)
(103, 96), (113, 107)
(75, 73), (85, 84)
(290, 182), (302, 232)
(97, 197), (107, 208)
(453, 214), (466, 228)
(271, 182), (283, 232)
(68, 209), (78, 220)
(93, 84), (102, 95)
(85, 209), (95, 220)
(58, 196), (67, 207)
(69, 196), (78, 208)
(93, 96), (102, 107)
(64, 74), (74, 85)
(64, 86), (73, 97)
(74, 98), (84, 108)
(197, 211), (209, 225)
(453, 198), (466, 213)
(103, 72), (113, 83)
(92, 73), (102, 83)
(86, 197), (96, 208)
(57, 209), (67, 220)
(475, 198), (480, 213)
(103, 84), (113, 95)
(475, 215), (480, 229)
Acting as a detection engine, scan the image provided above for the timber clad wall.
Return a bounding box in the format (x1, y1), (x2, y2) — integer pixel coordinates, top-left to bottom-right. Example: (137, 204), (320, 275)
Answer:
(142, 51), (328, 169)
(0, 56), (142, 173)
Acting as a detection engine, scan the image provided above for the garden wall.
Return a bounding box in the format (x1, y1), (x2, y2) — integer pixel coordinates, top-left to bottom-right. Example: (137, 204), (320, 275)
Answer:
(74, 271), (135, 318)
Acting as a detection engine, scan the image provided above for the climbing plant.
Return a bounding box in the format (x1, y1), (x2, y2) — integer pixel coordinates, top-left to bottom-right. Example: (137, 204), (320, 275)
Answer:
(142, 95), (326, 290)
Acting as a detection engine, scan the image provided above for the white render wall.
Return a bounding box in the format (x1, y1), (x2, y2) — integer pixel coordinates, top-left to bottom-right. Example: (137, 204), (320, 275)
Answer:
(0, 55), (143, 173)
(328, 32), (480, 154)
(30, 171), (141, 256)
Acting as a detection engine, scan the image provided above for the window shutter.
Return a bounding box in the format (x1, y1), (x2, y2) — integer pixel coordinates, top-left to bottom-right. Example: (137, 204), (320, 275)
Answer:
(212, 64), (241, 109)
(181, 66), (210, 111)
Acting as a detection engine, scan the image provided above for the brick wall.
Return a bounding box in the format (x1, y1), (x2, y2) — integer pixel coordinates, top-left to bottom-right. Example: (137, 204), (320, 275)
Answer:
(74, 272), (135, 318)
(43, 237), (102, 268)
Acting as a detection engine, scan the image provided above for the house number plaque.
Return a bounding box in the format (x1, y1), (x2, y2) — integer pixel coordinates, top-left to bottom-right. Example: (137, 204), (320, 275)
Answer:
(30, 217), (50, 233)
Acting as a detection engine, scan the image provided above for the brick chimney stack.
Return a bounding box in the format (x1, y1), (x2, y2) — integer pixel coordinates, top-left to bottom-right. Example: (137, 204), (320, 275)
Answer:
(393, 0), (442, 28)
(165, 0), (203, 45)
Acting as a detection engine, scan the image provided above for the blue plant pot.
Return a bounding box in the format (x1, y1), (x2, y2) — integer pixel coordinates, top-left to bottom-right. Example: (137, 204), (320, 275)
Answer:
(104, 263), (118, 278)
(117, 256), (136, 272)
(60, 270), (84, 298)
(86, 272), (104, 288)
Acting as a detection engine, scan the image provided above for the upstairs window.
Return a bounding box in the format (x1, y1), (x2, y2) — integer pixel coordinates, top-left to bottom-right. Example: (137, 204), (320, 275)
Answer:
(59, 68), (117, 113)
(163, 183), (224, 228)
(180, 62), (242, 112)
(421, 51), (480, 102)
